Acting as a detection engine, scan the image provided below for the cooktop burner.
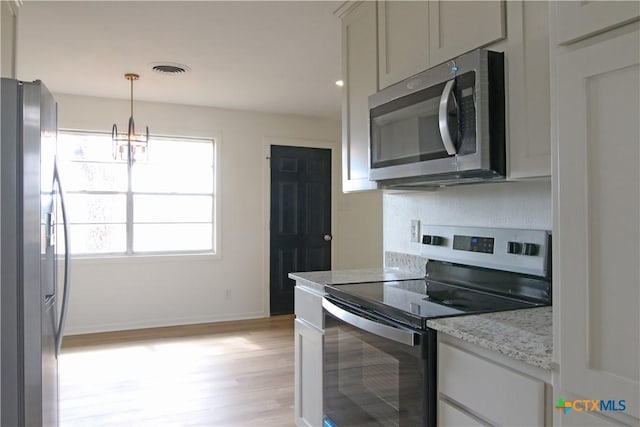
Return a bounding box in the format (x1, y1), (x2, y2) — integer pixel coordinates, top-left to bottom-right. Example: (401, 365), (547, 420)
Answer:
(325, 278), (545, 330)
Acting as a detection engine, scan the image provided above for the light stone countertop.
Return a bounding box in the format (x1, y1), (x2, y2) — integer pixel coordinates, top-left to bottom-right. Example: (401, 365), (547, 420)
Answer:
(427, 306), (553, 370)
(288, 268), (423, 293)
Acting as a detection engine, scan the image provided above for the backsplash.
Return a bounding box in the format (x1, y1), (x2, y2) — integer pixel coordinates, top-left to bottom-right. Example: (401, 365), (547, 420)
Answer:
(384, 251), (427, 273)
(383, 181), (552, 255)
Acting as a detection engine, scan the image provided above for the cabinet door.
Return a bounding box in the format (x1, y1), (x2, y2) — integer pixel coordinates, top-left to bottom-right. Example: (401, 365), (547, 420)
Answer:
(555, 1), (640, 45)
(428, 1), (505, 66)
(506, 0), (551, 179)
(377, 0), (429, 89)
(294, 319), (324, 427)
(553, 390), (632, 427)
(555, 30), (640, 420)
(341, 1), (379, 192)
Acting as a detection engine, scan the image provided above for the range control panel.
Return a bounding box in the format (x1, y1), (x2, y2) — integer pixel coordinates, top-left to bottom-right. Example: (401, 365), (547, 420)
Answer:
(420, 225), (550, 277)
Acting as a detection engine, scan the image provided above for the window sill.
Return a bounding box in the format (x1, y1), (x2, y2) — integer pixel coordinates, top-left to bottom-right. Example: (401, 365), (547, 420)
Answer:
(66, 252), (220, 265)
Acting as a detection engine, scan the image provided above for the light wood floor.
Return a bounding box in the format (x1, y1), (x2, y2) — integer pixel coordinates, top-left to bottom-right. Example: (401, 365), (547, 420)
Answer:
(60, 315), (295, 427)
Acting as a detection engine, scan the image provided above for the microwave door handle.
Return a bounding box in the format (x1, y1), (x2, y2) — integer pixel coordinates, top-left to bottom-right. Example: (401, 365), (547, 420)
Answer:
(322, 298), (419, 346)
(438, 79), (458, 156)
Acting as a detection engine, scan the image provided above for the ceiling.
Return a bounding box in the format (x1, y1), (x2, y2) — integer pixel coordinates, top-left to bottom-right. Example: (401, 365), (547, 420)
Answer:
(16, 1), (343, 119)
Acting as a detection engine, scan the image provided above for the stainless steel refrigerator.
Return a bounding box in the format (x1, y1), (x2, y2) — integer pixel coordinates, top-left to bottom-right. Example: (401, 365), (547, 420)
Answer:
(1, 78), (70, 426)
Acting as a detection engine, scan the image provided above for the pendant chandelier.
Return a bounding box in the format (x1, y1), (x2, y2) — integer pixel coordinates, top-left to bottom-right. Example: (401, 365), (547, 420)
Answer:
(112, 73), (149, 162)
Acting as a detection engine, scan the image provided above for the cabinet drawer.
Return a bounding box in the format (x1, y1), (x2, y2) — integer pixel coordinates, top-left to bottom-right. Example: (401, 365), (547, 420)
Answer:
(439, 398), (488, 427)
(438, 342), (544, 426)
(294, 285), (324, 330)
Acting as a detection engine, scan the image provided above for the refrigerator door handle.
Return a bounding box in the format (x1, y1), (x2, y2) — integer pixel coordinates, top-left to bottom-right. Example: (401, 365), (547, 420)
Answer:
(54, 161), (71, 356)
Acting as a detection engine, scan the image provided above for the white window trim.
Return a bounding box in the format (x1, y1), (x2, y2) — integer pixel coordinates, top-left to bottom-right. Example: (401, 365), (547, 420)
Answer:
(58, 129), (222, 260)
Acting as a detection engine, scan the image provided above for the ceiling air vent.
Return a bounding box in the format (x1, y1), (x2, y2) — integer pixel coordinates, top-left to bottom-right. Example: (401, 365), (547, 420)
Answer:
(151, 63), (190, 75)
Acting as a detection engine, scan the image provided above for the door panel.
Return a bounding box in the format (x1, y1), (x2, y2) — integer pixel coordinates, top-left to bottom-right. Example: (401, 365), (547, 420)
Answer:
(378, 0), (430, 89)
(555, 1), (640, 45)
(270, 146), (331, 315)
(277, 181), (298, 234)
(555, 30), (639, 419)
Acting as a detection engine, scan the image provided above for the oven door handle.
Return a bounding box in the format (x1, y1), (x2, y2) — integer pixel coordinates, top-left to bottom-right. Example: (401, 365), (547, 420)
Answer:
(323, 298), (419, 346)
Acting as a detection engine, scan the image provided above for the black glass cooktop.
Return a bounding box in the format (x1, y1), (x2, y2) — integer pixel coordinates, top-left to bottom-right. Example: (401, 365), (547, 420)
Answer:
(325, 279), (544, 330)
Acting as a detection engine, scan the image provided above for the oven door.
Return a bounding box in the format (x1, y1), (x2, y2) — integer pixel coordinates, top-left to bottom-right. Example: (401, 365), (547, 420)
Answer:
(322, 297), (436, 427)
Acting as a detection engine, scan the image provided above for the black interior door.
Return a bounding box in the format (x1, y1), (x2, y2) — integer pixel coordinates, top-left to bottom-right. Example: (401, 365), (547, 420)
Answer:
(270, 145), (331, 315)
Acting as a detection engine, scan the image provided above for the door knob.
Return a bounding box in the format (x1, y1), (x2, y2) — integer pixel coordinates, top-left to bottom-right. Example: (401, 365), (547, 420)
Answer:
(323, 234), (332, 241)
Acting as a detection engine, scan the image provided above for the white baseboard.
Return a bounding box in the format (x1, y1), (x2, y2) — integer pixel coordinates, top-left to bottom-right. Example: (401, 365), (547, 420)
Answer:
(63, 310), (268, 336)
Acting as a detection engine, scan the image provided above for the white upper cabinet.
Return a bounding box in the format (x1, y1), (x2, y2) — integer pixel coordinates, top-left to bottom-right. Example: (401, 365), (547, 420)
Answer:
(377, 1), (429, 89)
(555, 1), (640, 45)
(338, 0), (548, 190)
(376, 1), (506, 88)
(504, 1), (551, 179)
(428, 1), (506, 66)
(338, 1), (379, 192)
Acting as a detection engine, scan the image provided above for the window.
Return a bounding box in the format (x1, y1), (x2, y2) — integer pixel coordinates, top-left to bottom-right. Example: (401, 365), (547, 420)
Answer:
(57, 131), (216, 256)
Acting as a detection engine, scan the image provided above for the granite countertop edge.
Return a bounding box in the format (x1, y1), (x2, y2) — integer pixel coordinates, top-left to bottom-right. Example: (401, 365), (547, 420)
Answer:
(427, 307), (553, 371)
(289, 268), (424, 293)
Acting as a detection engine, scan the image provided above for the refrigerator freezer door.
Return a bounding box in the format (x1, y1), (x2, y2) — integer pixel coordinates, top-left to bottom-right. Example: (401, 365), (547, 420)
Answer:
(1, 78), (59, 427)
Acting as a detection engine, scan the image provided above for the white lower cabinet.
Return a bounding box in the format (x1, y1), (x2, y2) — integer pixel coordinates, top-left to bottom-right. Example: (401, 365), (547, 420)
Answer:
(551, 403), (633, 427)
(438, 339), (550, 426)
(294, 284), (324, 427)
(294, 318), (323, 427)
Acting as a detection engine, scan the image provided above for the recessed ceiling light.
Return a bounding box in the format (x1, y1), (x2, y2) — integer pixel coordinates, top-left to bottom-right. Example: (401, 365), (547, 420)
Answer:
(150, 62), (191, 75)
(335, 80), (344, 87)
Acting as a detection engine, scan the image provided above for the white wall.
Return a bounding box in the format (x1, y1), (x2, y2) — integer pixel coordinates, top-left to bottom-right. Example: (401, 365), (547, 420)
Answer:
(57, 94), (382, 334)
(383, 181), (552, 255)
(1, 1), (17, 78)
(334, 190), (383, 269)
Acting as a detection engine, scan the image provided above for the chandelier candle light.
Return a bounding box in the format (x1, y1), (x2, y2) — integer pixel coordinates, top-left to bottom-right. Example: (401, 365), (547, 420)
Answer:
(112, 73), (149, 162)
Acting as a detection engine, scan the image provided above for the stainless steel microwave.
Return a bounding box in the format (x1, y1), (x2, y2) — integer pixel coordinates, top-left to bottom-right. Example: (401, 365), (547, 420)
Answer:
(368, 49), (505, 188)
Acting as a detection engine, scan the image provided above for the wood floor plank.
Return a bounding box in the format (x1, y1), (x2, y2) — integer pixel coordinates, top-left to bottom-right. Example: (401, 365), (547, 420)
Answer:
(59, 315), (296, 427)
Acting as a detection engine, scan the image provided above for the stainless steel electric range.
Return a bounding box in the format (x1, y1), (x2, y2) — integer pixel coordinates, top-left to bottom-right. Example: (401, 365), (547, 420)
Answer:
(322, 226), (552, 427)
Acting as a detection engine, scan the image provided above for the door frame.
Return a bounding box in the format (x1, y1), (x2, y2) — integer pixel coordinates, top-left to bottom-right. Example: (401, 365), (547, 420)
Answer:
(262, 136), (339, 317)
